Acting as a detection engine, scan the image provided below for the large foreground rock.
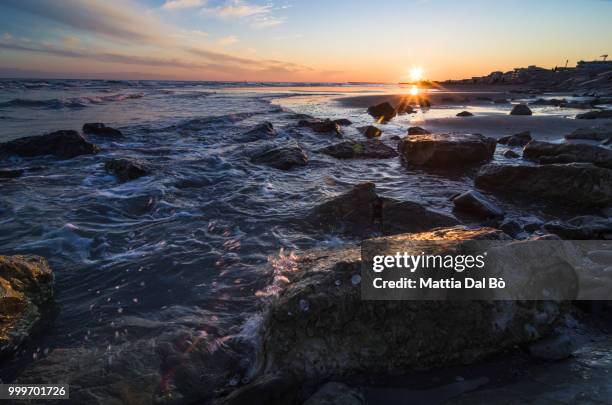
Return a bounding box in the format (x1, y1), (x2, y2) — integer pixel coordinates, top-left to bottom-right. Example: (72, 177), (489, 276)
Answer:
(475, 163), (612, 208)
(82, 123), (123, 138)
(105, 158), (150, 182)
(318, 140), (397, 159)
(0, 255), (54, 357)
(398, 133), (496, 167)
(0, 130), (100, 159)
(523, 141), (612, 169)
(251, 144), (308, 170)
(309, 182), (458, 238)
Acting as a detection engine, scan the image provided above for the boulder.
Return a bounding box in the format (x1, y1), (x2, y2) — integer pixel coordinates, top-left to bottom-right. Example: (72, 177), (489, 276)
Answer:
(497, 131), (532, 146)
(407, 126), (430, 135)
(456, 111), (473, 117)
(251, 144), (308, 170)
(380, 199), (459, 235)
(0, 255), (54, 357)
(0, 169), (23, 179)
(398, 133), (496, 167)
(503, 150), (520, 159)
(0, 130), (99, 160)
(299, 119), (342, 136)
(241, 122), (276, 141)
(333, 119), (352, 126)
(523, 141), (612, 169)
(451, 190), (504, 219)
(510, 104), (532, 116)
(475, 163), (612, 208)
(82, 123), (123, 138)
(358, 125), (382, 138)
(105, 158), (150, 182)
(543, 216), (612, 240)
(318, 140), (398, 159)
(367, 102), (396, 121)
(576, 110), (612, 119)
(500, 219), (523, 238)
(565, 127), (612, 142)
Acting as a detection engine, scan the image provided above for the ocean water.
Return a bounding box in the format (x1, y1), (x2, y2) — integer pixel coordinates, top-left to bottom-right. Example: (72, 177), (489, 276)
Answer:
(0, 79), (589, 381)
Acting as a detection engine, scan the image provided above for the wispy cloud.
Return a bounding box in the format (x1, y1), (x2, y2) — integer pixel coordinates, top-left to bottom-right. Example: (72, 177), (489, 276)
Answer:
(202, 0), (271, 18)
(162, 0), (205, 10)
(217, 35), (238, 46)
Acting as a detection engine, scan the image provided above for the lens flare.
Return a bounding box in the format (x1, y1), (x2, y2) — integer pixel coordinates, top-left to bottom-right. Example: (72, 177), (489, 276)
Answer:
(410, 67), (423, 82)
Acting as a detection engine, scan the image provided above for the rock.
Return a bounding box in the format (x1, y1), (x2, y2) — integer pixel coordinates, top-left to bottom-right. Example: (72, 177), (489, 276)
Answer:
(452, 190), (504, 219)
(475, 163), (612, 208)
(82, 123), (123, 138)
(318, 140), (398, 159)
(256, 228), (561, 386)
(497, 131), (532, 146)
(105, 158), (150, 182)
(358, 125), (382, 138)
(500, 219), (522, 238)
(398, 133), (496, 167)
(503, 150), (520, 158)
(299, 119), (342, 136)
(303, 382), (364, 405)
(522, 217), (544, 233)
(543, 216), (612, 239)
(588, 250), (612, 266)
(397, 103), (415, 114)
(456, 111), (473, 117)
(493, 98), (509, 104)
(390, 135), (401, 141)
(0, 255), (54, 357)
(523, 141), (612, 169)
(528, 334), (573, 361)
(333, 119), (352, 126)
(251, 144), (308, 170)
(576, 110), (612, 119)
(565, 127), (612, 142)
(530, 98), (565, 107)
(310, 182), (458, 238)
(241, 122), (276, 141)
(0, 169), (23, 178)
(0, 130), (100, 160)
(510, 104), (532, 116)
(407, 126), (430, 135)
(367, 102), (396, 121)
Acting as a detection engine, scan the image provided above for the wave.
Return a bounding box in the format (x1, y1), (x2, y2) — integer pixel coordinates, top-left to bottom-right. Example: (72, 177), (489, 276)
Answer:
(0, 93), (144, 109)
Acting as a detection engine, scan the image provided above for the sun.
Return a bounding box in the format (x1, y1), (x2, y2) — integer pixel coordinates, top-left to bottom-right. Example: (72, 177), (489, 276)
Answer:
(409, 67), (423, 82)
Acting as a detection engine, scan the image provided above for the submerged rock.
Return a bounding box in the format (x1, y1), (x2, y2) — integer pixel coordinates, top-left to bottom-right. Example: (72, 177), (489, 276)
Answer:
(367, 102), (396, 121)
(82, 123), (123, 138)
(333, 119), (352, 126)
(241, 122), (276, 141)
(451, 190), (504, 219)
(251, 144), (308, 170)
(475, 163), (612, 208)
(497, 131), (532, 146)
(398, 133), (496, 167)
(523, 141), (612, 169)
(105, 158), (150, 182)
(358, 125), (382, 138)
(543, 216), (612, 240)
(0, 255), (54, 357)
(576, 110), (612, 119)
(0, 130), (99, 159)
(503, 150), (520, 158)
(298, 119), (342, 136)
(456, 111), (473, 117)
(565, 127), (612, 142)
(407, 126), (430, 135)
(510, 104), (532, 116)
(318, 140), (398, 159)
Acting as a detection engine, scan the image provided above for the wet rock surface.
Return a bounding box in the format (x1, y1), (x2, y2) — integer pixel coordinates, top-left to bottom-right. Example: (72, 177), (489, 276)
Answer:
(241, 122), (276, 141)
(398, 133), (496, 167)
(503, 150), (520, 158)
(0, 255), (54, 358)
(497, 131), (532, 146)
(407, 126), (430, 135)
(0, 130), (100, 159)
(510, 104), (532, 116)
(523, 141), (612, 169)
(104, 158), (150, 182)
(451, 190), (504, 219)
(565, 127), (612, 142)
(318, 140), (398, 159)
(543, 216), (612, 240)
(456, 111), (473, 117)
(367, 102), (396, 121)
(250, 144), (308, 170)
(298, 119), (342, 136)
(82, 123), (124, 138)
(358, 125), (382, 138)
(576, 110), (612, 119)
(475, 163), (612, 208)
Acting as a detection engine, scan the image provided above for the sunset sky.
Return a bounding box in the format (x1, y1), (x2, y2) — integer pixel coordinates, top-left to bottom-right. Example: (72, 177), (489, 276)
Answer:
(0, 0), (610, 82)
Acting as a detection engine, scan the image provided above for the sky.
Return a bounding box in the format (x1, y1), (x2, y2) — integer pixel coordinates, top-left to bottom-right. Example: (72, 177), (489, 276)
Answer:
(0, 0), (610, 82)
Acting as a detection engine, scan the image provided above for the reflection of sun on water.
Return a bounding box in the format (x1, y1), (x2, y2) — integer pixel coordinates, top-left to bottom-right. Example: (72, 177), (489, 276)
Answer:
(410, 85), (419, 95)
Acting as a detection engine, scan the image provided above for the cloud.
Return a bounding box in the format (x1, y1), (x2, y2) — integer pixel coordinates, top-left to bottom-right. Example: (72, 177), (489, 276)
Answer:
(162, 0), (205, 10)
(203, 0), (271, 18)
(218, 35), (238, 46)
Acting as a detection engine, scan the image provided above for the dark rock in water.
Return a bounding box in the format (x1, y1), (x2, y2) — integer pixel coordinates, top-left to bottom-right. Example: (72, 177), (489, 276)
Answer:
(576, 110), (612, 119)
(565, 127), (612, 142)
(498, 131), (532, 146)
(380, 199), (459, 235)
(82, 123), (123, 138)
(310, 182), (457, 238)
(303, 382), (364, 405)
(0, 255), (54, 357)
(494, 98), (509, 104)
(333, 118), (352, 126)
(251, 144), (308, 170)
(503, 150), (520, 158)
(242, 122), (276, 140)
(367, 102), (396, 121)
(105, 158), (150, 182)
(397, 103), (415, 114)
(390, 135), (401, 141)
(358, 125), (382, 138)
(0, 130), (99, 159)
(0, 169), (23, 178)
(500, 219), (522, 238)
(543, 216), (612, 240)
(451, 190), (504, 219)
(523, 141), (612, 169)
(456, 111), (473, 117)
(528, 334), (573, 361)
(407, 126), (430, 135)
(475, 163), (612, 208)
(318, 140), (398, 159)
(398, 133), (496, 167)
(530, 98), (565, 107)
(510, 104), (532, 116)
(298, 119), (342, 136)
